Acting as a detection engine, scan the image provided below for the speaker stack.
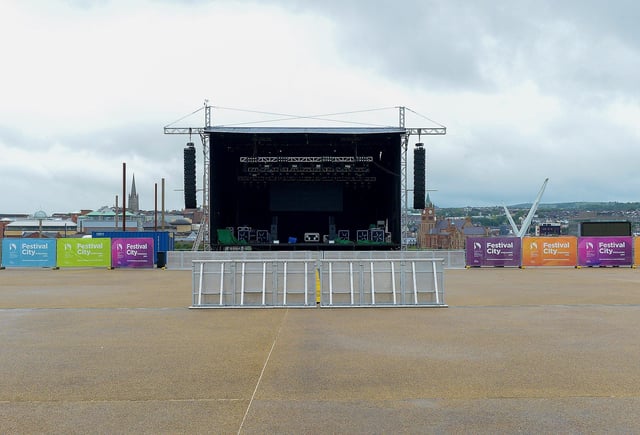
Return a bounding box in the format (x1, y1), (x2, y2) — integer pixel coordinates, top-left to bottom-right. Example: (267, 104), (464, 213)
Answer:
(413, 143), (425, 209)
(184, 142), (197, 209)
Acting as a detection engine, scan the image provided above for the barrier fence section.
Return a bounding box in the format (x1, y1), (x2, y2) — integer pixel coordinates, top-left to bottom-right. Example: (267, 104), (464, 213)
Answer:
(319, 258), (445, 307)
(192, 259), (317, 308)
(192, 257), (446, 308)
(170, 249), (465, 270)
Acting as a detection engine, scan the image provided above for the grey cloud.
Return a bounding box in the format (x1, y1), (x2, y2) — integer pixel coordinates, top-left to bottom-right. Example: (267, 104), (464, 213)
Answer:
(0, 122), (186, 212)
(266, 0), (538, 90)
(271, 0), (640, 98)
(0, 125), (53, 153)
(61, 123), (181, 163)
(4, 0), (639, 211)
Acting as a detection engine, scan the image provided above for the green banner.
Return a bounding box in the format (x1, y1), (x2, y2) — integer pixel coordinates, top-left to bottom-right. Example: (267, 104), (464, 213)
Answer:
(57, 238), (111, 268)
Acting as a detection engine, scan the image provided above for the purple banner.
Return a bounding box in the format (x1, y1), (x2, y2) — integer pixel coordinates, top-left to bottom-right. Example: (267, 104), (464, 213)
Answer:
(466, 237), (522, 267)
(111, 238), (155, 268)
(577, 236), (633, 267)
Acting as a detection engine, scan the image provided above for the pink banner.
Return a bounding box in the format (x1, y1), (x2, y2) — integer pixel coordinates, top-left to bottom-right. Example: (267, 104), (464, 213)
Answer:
(577, 237), (633, 267)
(466, 237), (521, 267)
(111, 238), (155, 268)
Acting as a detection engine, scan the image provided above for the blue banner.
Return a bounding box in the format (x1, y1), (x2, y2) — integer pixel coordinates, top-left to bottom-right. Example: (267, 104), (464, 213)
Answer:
(2, 238), (57, 268)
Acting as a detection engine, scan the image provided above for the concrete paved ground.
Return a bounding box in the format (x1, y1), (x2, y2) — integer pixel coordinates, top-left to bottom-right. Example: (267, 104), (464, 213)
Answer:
(1, 266), (640, 433)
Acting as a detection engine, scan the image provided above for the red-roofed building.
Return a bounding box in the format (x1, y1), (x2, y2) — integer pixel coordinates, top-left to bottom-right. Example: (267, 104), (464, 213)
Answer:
(418, 196), (488, 249)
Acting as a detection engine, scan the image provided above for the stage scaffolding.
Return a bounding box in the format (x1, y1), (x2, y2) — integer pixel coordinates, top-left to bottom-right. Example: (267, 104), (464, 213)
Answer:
(164, 104), (445, 251)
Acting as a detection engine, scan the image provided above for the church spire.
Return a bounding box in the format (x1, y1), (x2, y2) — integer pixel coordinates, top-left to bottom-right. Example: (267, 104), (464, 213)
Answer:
(425, 192), (433, 207)
(128, 174), (140, 212)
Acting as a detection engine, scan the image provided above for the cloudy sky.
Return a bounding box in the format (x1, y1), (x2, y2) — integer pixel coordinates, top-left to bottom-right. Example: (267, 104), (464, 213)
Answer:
(1, 0), (639, 214)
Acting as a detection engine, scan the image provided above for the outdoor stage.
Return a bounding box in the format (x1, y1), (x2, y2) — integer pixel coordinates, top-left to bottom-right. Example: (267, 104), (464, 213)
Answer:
(207, 127), (404, 250)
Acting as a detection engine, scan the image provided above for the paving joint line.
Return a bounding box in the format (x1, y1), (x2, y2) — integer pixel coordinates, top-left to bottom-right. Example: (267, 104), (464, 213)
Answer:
(0, 398), (245, 404)
(237, 308), (289, 434)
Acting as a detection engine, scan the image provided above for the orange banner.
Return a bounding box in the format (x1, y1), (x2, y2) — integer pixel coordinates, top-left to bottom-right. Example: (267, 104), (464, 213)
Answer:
(522, 236), (578, 267)
(634, 237), (640, 267)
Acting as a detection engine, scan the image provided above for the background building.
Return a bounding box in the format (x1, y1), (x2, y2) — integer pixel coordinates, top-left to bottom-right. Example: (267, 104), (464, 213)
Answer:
(4, 215), (77, 238)
(418, 196), (487, 249)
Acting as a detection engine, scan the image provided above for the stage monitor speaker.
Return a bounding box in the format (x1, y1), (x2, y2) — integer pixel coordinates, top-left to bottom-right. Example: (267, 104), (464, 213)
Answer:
(256, 230), (269, 243)
(304, 232), (320, 243)
(184, 142), (197, 209)
(370, 229), (384, 243)
(413, 144), (425, 209)
(237, 229), (251, 243)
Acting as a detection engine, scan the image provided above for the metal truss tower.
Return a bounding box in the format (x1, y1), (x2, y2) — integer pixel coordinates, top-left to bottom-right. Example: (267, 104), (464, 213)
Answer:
(400, 107), (409, 250)
(164, 101), (211, 250)
(192, 104), (211, 251)
(398, 106), (446, 249)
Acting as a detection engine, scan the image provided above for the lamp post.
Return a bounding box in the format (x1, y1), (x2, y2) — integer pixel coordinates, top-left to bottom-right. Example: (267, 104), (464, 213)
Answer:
(33, 210), (47, 238)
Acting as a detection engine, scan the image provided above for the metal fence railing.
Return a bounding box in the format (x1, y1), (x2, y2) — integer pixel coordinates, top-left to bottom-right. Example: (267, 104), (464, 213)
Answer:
(192, 257), (447, 308)
(171, 249), (465, 271)
(319, 258), (444, 307)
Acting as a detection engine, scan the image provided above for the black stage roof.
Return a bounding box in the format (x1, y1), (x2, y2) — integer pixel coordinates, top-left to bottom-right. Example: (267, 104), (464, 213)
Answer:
(204, 126), (407, 135)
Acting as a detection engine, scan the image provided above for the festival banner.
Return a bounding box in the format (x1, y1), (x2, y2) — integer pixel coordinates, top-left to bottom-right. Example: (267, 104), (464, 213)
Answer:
(466, 237), (521, 267)
(1, 238), (57, 268)
(522, 236), (578, 267)
(111, 238), (154, 268)
(635, 237), (640, 267)
(577, 236), (633, 267)
(56, 238), (111, 268)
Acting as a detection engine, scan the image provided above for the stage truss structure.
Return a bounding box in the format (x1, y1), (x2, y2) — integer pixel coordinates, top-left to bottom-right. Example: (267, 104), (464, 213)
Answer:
(164, 104), (445, 251)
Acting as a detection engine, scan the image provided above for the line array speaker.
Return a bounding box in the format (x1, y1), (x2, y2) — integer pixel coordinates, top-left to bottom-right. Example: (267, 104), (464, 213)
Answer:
(184, 142), (197, 209)
(413, 144), (425, 209)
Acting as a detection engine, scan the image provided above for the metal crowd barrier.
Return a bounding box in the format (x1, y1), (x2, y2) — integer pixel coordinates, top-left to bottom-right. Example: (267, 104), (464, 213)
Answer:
(169, 250), (466, 270)
(191, 257), (446, 308)
(192, 259), (317, 308)
(319, 258), (445, 307)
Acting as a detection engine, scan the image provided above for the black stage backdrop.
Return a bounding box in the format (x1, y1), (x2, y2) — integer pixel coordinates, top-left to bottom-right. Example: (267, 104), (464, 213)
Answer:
(208, 129), (402, 248)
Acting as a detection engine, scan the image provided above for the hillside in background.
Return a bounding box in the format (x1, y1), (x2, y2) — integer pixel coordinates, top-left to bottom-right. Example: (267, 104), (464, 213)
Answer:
(431, 202), (640, 235)
(511, 202), (640, 211)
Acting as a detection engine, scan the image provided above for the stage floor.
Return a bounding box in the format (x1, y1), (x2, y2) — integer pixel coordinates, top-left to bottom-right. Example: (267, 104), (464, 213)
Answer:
(1, 267), (640, 433)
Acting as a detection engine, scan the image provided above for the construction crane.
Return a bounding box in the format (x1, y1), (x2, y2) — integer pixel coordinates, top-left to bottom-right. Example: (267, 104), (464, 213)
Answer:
(164, 104), (445, 251)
